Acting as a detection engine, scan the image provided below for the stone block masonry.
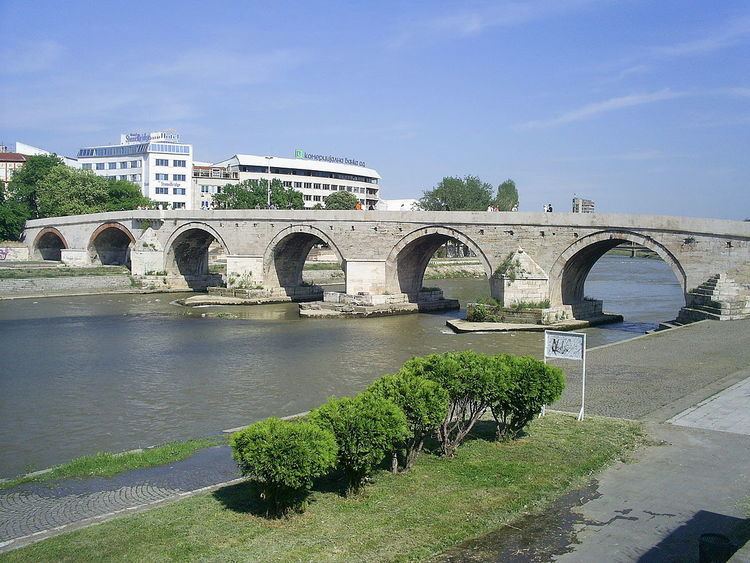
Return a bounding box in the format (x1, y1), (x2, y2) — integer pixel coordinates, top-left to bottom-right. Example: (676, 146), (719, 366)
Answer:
(0, 276), (133, 298)
(20, 210), (750, 321)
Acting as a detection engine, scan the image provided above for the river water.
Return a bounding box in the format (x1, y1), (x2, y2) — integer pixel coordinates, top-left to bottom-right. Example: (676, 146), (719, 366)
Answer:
(0, 255), (683, 478)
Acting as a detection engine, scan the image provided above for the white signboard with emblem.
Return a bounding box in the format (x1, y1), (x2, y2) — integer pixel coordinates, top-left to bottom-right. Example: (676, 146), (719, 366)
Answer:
(544, 330), (587, 421)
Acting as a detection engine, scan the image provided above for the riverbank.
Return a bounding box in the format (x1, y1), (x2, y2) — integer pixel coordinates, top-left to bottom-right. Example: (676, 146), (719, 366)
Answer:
(0, 414), (644, 559)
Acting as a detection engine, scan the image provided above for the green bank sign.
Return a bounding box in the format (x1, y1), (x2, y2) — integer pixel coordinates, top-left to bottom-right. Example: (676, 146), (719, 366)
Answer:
(294, 149), (366, 167)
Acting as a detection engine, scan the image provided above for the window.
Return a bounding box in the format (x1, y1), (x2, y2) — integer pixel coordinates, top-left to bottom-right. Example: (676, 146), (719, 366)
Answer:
(120, 161), (128, 169)
(294, 182), (302, 188)
(304, 182), (312, 189)
(313, 195), (321, 201)
(173, 160), (186, 167)
(155, 173), (168, 180)
(173, 174), (186, 181)
(155, 158), (168, 166)
(130, 174), (140, 181)
(119, 175), (127, 180)
(95, 163), (105, 170)
(323, 184), (330, 190)
(173, 202), (186, 209)
(108, 162), (117, 169)
(131, 160), (140, 168)
(108, 175), (117, 180)
(304, 195), (312, 201)
(283, 181), (291, 187)
(173, 188), (186, 195)
(330, 184), (337, 190)
(201, 185), (210, 193)
(155, 187), (169, 194)
(313, 183), (321, 189)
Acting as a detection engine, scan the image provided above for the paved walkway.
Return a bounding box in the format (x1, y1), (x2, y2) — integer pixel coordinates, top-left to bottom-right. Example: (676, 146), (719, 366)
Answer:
(669, 374), (750, 436)
(0, 446), (239, 552)
(1, 319), (749, 557)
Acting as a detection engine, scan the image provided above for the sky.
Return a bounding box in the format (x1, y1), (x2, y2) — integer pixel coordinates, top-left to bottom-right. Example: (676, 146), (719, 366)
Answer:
(1, 0), (748, 219)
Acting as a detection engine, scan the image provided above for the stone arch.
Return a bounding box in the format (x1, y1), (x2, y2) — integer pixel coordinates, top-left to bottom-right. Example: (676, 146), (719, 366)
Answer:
(263, 225), (345, 288)
(164, 222), (230, 287)
(385, 226), (492, 298)
(87, 222), (136, 267)
(33, 227), (68, 261)
(549, 230), (687, 306)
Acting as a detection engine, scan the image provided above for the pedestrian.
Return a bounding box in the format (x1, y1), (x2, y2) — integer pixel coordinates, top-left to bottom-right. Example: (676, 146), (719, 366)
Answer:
(355, 201), (363, 210)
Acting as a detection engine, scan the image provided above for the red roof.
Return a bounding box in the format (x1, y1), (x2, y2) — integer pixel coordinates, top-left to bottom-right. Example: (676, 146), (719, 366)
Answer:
(0, 153), (27, 163)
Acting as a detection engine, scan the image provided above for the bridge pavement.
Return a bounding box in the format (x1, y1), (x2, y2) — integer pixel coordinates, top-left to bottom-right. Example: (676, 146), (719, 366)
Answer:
(1, 319), (749, 555)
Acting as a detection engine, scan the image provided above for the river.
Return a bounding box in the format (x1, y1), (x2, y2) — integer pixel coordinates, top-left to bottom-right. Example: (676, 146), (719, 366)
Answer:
(0, 255), (683, 478)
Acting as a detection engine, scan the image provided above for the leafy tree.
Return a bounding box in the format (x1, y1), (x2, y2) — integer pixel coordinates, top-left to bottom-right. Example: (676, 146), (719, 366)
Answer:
(417, 176), (493, 211)
(495, 179), (519, 211)
(36, 167), (110, 217)
(214, 179), (304, 209)
(489, 355), (565, 440)
(400, 351), (498, 457)
(0, 200), (31, 240)
(324, 190), (359, 210)
(310, 393), (409, 493)
(368, 371), (449, 471)
(6, 154), (64, 219)
(105, 180), (152, 211)
(230, 417), (337, 516)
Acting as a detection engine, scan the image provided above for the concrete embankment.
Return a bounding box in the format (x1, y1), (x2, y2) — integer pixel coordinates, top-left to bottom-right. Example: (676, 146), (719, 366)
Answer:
(0, 275), (135, 299)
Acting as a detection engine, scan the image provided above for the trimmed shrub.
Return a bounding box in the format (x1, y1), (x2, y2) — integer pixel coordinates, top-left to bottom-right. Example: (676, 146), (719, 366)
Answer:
(230, 417), (337, 516)
(400, 351), (499, 457)
(489, 355), (566, 440)
(310, 393), (409, 493)
(368, 371), (450, 471)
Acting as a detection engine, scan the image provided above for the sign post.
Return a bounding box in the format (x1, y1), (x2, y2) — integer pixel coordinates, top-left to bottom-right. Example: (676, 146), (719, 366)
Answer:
(544, 330), (587, 421)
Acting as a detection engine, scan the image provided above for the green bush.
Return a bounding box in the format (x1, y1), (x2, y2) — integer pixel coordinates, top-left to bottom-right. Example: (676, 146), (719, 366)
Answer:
(400, 351), (500, 457)
(368, 371), (449, 471)
(489, 355), (565, 440)
(230, 418), (337, 516)
(310, 393), (409, 493)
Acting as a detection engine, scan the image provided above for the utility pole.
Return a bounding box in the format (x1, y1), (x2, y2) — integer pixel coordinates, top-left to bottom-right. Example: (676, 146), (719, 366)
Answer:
(265, 156), (273, 207)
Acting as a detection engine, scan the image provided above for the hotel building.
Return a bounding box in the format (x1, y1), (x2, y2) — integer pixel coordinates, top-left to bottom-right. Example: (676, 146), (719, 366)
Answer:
(214, 152), (381, 209)
(77, 131), (193, 209)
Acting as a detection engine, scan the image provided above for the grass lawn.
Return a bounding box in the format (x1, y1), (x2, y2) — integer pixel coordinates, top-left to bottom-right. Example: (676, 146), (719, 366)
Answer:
(0, 437), (221, 490)
(0, 266), (129, 279)
(3, 414), (644, 562)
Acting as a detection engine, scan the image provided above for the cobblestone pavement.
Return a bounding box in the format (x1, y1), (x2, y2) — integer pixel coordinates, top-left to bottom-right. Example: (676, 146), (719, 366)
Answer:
(0, 445), (239, 551)
(553, 319), (750, 420)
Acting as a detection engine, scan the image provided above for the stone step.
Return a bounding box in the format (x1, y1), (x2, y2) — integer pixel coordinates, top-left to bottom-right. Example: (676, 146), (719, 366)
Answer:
(677, 307), (750, 322)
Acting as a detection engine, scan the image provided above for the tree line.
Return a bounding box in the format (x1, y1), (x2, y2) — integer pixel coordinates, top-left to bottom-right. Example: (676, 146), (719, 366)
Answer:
(0, 155), (151, 240)
(418, 177), (519, 211)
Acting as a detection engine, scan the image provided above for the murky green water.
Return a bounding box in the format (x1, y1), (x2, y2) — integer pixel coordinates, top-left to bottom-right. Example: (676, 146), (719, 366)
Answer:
(0, 255), (682, 477)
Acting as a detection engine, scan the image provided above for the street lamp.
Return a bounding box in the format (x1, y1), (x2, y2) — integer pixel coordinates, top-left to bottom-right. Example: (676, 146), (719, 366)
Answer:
(265, 156), (273, 208)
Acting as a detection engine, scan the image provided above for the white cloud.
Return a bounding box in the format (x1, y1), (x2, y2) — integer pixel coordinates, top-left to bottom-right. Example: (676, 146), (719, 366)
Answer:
(0, 40), (65, 74)
(387, 0), (598, 48)
(651, 16), (750, 58)
(519, 89), (685, 129)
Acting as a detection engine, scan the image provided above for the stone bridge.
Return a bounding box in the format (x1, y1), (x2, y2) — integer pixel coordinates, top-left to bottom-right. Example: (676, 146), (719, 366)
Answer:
(22, 210), (750, 321)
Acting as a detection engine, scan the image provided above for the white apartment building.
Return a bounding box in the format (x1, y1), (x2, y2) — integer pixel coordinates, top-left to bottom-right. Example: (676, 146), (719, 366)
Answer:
(191, 161), (239, 210)
(77, 131), (193, 209)
(215, 151), (381, 208)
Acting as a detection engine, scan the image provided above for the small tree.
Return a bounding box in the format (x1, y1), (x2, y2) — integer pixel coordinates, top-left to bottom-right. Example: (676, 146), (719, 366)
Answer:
(489, 355), (565, 440)
(310, 393), (409, 493)
(495, 179), (519, 211)
(417, 175), (493, 211)
(6, 154), (64, 219)
(230, 417), (337, 516)
(400, 351), (497, 457)
(368, 371), (449, 471)
(324, 191), (359, 210)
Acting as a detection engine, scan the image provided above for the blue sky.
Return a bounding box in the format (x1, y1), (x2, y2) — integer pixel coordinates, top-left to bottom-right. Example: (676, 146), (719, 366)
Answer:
(1, 0), (748, 218)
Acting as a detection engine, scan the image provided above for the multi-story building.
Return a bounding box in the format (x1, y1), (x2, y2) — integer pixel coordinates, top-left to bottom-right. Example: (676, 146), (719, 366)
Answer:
(15, 141), (79, 168)
(0, 151), (26, 189)
(572, 197), (595, 213)
(77, 131), (193, 209)
(214, 151), (381, 208)
(191, 161), (239, 210)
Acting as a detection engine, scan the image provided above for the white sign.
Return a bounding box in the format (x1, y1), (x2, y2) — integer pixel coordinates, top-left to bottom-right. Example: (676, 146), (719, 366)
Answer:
(544, 330), (585, 360)
(544, 330), (587, 421)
